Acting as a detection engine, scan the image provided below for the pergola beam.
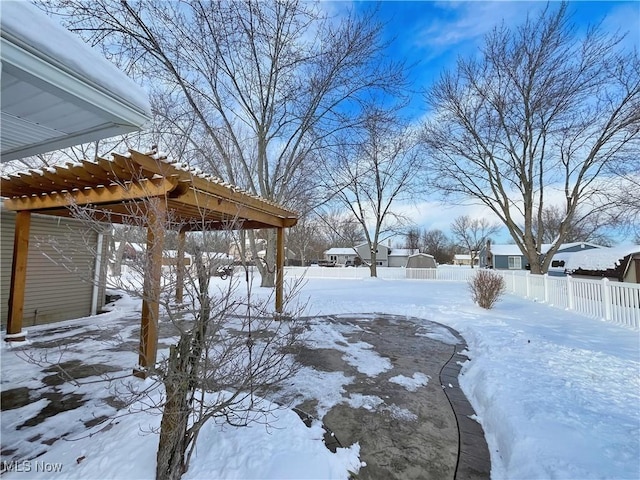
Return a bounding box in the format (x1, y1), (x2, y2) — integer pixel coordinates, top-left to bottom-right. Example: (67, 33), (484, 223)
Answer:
(276, 227), (285, 314)
(2, 177), (177, 212)
(174, 189), (291, 229)
(176, 229), (186, 304)
(134, 197), (166, 378)
(5, 211), (31, 340)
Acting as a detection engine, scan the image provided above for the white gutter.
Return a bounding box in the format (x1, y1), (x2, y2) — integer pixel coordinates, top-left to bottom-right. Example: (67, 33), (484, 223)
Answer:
(91, 232), (104, 316)
(0, 37), (150, 128)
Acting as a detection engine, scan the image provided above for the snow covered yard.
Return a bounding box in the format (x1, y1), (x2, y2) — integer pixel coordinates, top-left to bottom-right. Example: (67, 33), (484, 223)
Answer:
(282, 277), (640, 480)
(2, 275), (638, 479)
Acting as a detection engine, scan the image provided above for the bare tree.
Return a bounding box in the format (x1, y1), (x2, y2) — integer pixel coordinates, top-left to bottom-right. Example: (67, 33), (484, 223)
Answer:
(604, 158), (640, 241)
(422, 3), (640, 273)
(404, 227), (422, 251)
(42, 0), (404, 287)
(421, 228), (455, 265)
(286, 213), (328, 266)
(316, 210), (365, 249)
(532, 204), (614, 246)
(322, 104), (424, 276)
(450, 215), (501, 268)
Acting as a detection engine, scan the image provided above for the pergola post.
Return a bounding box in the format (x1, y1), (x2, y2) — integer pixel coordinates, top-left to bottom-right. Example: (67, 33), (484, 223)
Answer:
(275, 227), (285, 314)
(134, 198), (166, 378)
(176, 229), (186, 303)
(6, 211), (31, 341)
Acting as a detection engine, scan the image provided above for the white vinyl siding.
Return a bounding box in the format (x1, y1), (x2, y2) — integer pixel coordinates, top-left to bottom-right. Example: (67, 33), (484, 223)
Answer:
(1, 210), (107, 327)
(508, 256), (522, 270)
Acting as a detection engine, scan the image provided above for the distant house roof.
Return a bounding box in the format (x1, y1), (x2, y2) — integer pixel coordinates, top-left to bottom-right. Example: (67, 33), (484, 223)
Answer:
(454, 254), (472, 261)
(324, 247), (356, 255)
(488, 245), (524, 256)
(489, 242), (603, 256)
(565, 245), (640, 272)
(1, 2), (151, 161)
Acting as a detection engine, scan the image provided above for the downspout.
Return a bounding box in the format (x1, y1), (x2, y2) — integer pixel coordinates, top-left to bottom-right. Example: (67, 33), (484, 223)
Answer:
(91, 232), (104, 316)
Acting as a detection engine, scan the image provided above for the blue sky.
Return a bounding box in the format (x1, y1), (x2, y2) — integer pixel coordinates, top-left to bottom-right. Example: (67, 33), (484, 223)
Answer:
(333, 1), (639, 244)
(349, 1), (640, 118)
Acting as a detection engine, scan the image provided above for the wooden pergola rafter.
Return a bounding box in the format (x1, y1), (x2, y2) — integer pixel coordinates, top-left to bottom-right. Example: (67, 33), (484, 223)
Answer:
(1, 149), (298, 377)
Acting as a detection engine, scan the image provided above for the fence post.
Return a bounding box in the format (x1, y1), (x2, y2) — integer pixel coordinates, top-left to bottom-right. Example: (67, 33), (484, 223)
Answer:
(602, 278), (612, 321)
(526, 271), (531, 298)
(566, 275), (574, 310)
(543, 274), (549, 303)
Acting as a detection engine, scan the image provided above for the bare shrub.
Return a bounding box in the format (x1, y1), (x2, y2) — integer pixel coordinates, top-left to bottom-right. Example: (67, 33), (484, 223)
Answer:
(469, 270), (506, 309)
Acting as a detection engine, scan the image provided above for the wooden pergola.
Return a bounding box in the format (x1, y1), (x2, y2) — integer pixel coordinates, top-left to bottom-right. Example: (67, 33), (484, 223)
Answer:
(1, 149), (297, 376)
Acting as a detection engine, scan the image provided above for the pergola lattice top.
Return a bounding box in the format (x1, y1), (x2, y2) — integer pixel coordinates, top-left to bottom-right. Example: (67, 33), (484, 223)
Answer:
(1, 149), (297, 230)
(2, 149), (297, 375)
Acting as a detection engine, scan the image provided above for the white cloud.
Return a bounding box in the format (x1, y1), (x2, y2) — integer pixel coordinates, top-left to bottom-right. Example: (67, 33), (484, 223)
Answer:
(412, 1), (535, 57)
(600, 3), (640, 52)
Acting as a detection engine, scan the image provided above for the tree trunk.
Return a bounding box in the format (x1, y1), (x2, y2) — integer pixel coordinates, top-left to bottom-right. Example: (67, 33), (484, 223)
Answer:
(156, 339), (191, 480)
(156, 249), (210, 480)
(112, 239), (127, 276)
(257, 231), (276, 288)
(369, 250), (378, 277)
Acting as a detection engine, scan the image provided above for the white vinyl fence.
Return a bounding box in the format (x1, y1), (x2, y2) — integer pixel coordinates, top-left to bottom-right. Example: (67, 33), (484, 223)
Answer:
(285, 267), (640, 330)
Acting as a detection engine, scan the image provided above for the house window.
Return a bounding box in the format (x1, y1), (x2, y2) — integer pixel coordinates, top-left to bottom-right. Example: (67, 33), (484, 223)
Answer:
(330, 255), (336, 261)
(508, 256), (522, 269)
(377, 261), (383, 266)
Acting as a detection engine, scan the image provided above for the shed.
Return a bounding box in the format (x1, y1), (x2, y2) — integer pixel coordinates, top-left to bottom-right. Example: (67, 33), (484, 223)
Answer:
(388, 248), (419, 268)
(406, 253), (437, 269)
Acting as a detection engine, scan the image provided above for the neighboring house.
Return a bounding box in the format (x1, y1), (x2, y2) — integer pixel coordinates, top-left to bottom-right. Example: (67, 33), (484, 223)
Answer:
(1, 206), (109, 327)
(564, 246), (640, 283)
(114, 241), (145, 262)
(406, 253), (437, 269)
(229, 238), (267, 261)
(453, 254), (479, 267)
(324, 247), (358, 266)
(357, 243), (391, 267)
(257, 247), (296, 264)
(479, 242), (603, 271)
(324, 244), (418, 267)
(1, 2), (150, 327)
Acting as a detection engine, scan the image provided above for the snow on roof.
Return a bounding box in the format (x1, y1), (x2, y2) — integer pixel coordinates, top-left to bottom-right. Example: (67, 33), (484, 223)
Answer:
(489, 242), (603, 257)
(1, 2), (151, 116)
(408, 253), (435, 259)
(324, 248), (357, 255)
(454, 254), (471, 260)
(565, 245), (640, 271)
(489, 244), (524, 256)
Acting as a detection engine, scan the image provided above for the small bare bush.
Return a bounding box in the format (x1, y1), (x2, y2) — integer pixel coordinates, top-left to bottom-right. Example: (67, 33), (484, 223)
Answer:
(469, 270), (506, 309)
